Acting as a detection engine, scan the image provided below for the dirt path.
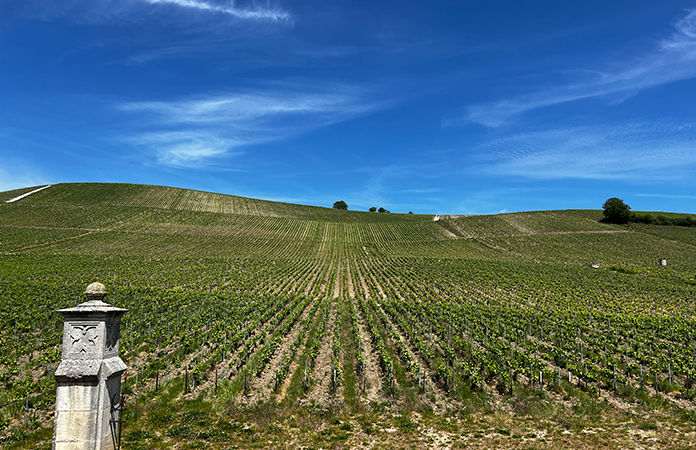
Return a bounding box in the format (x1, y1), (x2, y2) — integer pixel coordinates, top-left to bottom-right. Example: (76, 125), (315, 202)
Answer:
(303, 297), (340, 408)
(275, 298), (330, 404)
(371, 300), (452, 412)
(351, 297), (387, 405)
(318, 260), (335, 296)
(361, 263), (387, 299)
(304, 261), (326, 296)
(333, 261), (342, 299)
(170, 298), (296, 400)
(287, 260), (317, 295)
(316, 222), (328, 258)
(355, 259), (388, 299)
(353, 259), (372, 299)
(333, 302), (347, 409)
(345, 259), (356, 299)
(237, 298), (316, 407)
(2, 228), (102, 254)
(272, 260), (312, 294)
(501, 215), (535, 235)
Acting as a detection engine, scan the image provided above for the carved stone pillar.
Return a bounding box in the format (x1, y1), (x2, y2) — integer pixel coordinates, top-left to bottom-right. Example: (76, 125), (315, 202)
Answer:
(53, 282), (128, 450)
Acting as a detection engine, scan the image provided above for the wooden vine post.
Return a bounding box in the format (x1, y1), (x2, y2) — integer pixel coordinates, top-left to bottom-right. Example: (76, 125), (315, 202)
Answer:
(53, 282), (129, 450)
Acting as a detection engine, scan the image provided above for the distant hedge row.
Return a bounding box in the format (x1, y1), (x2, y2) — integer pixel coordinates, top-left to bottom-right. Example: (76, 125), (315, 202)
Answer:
(631, 212), (696, 227)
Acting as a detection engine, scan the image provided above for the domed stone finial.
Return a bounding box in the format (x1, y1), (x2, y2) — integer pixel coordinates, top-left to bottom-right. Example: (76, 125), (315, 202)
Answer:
(85, 282), (107, 301)
(54, 280), (127, 449)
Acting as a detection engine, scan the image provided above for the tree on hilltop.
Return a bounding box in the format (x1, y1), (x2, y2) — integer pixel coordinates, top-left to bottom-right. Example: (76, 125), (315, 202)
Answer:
(369, 206), (377, 212)
(333, 200), (348, 210)
(602, 197), (631, 224)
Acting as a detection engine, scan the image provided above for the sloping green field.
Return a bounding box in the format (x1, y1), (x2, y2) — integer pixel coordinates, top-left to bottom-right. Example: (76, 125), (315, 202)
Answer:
(4, 182), (694, 267)
(1, 183), (696, 449)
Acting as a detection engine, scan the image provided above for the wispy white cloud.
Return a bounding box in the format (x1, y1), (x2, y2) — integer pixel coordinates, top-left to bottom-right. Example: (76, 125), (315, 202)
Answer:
(476, 121), (696, 180)
(0, 166), (48, 193)
(452, 8), (696, 127)
(119, 84), (386, 168)
(447, 188), (531, 216)
(120, 90), (371, 124)
(638, 193), (696, 200)
(119, 44), (207, 66)
(14, 0), (289, 24)
(400, 188), (441, 194)
(125, 131), (243, 167)
(144, 0), (290, 21)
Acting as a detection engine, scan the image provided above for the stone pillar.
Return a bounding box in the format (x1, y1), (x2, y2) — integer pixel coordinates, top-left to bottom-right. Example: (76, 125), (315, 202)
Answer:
(53, 282), (128, 450)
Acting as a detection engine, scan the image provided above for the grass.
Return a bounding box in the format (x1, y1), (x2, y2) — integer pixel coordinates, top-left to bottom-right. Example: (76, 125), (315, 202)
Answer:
(1, 182), (696, 448)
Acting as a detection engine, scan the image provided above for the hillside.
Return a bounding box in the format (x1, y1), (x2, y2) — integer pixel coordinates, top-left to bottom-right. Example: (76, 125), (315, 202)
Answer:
(1, 183), (696, 449)
(3, 183), (695, 270)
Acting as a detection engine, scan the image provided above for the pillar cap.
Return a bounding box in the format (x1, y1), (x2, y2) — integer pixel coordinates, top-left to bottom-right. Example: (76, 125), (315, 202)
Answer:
(85, 282), (107, 300)
(57, 282), (128, 315)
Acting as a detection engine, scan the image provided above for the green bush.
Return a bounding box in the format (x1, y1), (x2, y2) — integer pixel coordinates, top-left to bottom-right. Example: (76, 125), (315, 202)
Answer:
(602, 198), (631, 224)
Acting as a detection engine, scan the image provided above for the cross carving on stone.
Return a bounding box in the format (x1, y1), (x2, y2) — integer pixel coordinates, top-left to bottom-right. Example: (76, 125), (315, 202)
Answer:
(70, 325), (99, 354)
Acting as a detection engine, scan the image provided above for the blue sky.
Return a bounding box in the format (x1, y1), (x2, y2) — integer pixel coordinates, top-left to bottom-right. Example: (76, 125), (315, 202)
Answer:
(2, 0), (696, 214)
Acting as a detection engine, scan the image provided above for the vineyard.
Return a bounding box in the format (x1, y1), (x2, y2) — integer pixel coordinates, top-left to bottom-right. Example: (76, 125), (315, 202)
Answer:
(1, 183), (696, 449)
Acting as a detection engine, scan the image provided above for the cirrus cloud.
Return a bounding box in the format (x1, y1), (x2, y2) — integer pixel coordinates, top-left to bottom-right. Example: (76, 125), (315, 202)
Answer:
(9, 0), (290, 25)
(143, 0), (290, 21)
(119, 83), (389, 168)
(476, 121), (696, 181)
(450, 8), (696, 128)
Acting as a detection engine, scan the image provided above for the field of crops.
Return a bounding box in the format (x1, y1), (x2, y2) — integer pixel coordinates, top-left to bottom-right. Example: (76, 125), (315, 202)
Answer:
(1, 183), (696, 449)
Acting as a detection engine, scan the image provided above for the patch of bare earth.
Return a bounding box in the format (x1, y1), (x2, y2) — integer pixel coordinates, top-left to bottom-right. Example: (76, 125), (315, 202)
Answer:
(352, 297), (388, 405)
(363, 267), (387, 299)
(333, 261), (341, 299)
(237, 298), (316, 407)
(316, 223), (328, 258)
(302, 297), (340, 408)
(175, 306), (287, 400)
(372, 300), (452, 413)
(286, 260), (316, 295)
(275, 301), (325, 403)
(318, 260), (335, 296)
(303, 261), (326, 296)
(333, 308), (346, 410)
(355, 258), (387, 299)
(354, 258), (372, 299)
(345, 259), (356, 299)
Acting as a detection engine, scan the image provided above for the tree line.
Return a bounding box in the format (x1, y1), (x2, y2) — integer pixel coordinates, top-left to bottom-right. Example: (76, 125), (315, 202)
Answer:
(602, 197), (696, 227)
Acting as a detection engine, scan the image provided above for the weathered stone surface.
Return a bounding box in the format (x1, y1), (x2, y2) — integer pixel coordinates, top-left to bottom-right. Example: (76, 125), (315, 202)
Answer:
(54, 410), (97, 442)
(53, 283), (127, 450)
(55, 380), (99, 411)
(58, 302), (127, 315)
(85, 282), (107, 297)
(56, 360), (101, 380)
(101, 358), (127, 379)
